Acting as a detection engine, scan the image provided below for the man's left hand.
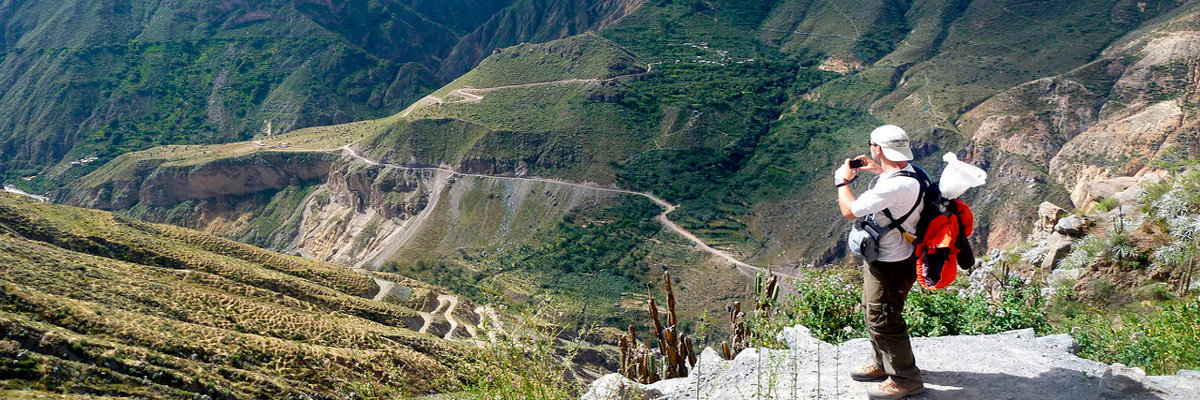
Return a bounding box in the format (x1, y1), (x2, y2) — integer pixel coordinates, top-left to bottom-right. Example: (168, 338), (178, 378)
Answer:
(835, 158), (857, 184)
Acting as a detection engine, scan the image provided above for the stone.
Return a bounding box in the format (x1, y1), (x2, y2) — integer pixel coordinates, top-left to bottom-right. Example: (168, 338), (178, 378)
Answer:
(776, 324), (822, 352)
(1037, 333), (1081, 354)
(1002, 327), (1037, 339)
(582, 325), (1200, 399)
(1037, 202), (1069, 233)
(1055, 215), (1091, 237)
(1042, 232), (1075, 271)
(1085, 177), (1141, 204)
(580, 374), (660, 400)
(1101, 363), (1166, 398)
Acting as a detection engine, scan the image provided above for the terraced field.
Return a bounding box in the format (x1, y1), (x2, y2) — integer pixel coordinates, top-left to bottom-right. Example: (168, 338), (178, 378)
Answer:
(0, 193), (478, 398)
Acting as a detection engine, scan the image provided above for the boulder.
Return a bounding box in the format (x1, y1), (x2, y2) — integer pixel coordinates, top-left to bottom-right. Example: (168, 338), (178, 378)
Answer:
(1055, 215), (1091, 237)
(1037, 202), (1069, 233)
(580, 374), (660, 400)
(1036, 333), (1081, 354)
(1085, 177), (1142, 204)
(1042, 232), (1076, 271)
(1101, 363), (1167, 399)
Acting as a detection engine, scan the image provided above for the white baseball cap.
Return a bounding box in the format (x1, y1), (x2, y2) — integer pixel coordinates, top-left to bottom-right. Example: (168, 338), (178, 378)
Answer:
(870, 125), (914, 162)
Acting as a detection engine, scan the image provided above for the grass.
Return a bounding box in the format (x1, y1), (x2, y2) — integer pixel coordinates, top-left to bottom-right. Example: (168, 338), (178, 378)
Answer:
(0, 193), (482, 398)
(435, 33), (646, 95)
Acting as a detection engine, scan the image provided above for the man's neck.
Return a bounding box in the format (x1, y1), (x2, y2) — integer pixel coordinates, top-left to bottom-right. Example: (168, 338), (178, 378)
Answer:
(880, 160), (909, 174)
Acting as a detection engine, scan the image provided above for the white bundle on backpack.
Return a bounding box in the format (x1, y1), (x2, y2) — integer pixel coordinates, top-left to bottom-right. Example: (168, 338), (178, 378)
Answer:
(939, 152), (986, 199)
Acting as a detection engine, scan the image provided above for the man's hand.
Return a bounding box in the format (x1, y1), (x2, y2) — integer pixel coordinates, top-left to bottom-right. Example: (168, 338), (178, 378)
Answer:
(854, 155), (883, 175)
(836, 158), (858, 219)
(835, 158), (857, 184)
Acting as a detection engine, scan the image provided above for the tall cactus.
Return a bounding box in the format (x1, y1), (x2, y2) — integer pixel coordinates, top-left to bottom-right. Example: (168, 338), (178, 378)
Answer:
(721, 273), (779, 360)
(618, 270), (696, 382)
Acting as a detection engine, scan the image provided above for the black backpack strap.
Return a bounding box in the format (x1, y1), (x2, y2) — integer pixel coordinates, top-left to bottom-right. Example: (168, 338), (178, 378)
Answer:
(880, 170), (926, 235)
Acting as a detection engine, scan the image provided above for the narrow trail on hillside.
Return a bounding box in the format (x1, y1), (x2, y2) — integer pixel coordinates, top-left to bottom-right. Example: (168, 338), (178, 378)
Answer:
(437, 294), (474, 340)
(416, 63), (657, 109)
(338, 146), (797, 280)
(370, 276), (395, 302)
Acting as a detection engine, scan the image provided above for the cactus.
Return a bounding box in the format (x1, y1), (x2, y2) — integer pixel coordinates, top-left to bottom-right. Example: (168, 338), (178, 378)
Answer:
(618, 270), (695, 382)
(721, 273), (779, 360)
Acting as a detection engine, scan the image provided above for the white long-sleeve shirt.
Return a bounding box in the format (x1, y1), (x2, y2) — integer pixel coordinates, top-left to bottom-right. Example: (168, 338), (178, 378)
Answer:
(851, 165), (923, 262)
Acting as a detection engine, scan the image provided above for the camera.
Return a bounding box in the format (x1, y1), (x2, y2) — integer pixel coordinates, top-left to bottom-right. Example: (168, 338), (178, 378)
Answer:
(849, 159), (865, 169)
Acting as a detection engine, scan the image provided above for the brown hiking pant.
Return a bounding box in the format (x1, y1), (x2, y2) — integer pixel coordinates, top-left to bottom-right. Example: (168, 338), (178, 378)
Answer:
(863, 256), (922, 385)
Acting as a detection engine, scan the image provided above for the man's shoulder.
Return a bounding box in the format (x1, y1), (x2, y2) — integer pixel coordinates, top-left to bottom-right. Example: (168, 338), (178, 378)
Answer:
(877, 168), (922, 189)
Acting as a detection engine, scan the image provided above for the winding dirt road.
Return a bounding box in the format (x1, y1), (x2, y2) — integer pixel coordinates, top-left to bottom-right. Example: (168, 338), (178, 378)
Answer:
(339, 146), (798, 280)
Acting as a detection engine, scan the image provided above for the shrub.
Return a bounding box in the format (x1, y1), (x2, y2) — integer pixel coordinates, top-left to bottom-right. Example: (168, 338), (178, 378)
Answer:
(772, 271), (1049, 344)
(1095, 197), (1119, 212)
(776, 270), (865, 343)
(1070, 297), (1200, 374)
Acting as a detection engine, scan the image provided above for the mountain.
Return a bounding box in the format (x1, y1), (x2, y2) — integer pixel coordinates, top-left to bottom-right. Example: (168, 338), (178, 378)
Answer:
(57, 32), (762, 338)
(0, 0), (648, 195)
(7, 0), (1200, 396)
(52, 1), (1200, 330)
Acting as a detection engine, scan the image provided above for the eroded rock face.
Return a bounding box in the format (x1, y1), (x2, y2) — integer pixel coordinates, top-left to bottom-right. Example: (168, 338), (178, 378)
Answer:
(1049, 100), (1184, 206)
(140, 153), (334, 207)
(61, 152), (334, 209)
(955, 6), (1199, 252)
(583, 325), (1200, 400)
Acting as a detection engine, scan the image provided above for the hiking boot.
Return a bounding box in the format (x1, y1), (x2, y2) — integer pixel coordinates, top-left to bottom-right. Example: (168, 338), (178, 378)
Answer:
(850, 362), (887, 382)
(866, 378), (925, 400)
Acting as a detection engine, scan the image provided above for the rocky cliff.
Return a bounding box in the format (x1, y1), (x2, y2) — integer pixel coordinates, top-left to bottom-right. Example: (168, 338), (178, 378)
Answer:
(955, 1), (1200, 249)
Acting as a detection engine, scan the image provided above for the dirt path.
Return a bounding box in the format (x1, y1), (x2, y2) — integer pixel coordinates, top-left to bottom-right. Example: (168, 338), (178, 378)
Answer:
(437, 294), (475, 340)
(409, 63), (657, 112)
(370, 276), (395, 301)
(339, 147), (797, 280)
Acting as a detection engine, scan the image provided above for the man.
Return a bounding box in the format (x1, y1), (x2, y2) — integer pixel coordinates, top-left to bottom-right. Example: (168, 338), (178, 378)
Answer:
(833, 124), (925, 399)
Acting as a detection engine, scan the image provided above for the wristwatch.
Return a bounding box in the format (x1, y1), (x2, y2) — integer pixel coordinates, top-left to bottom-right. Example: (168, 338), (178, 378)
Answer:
(835, 175), (858, 187)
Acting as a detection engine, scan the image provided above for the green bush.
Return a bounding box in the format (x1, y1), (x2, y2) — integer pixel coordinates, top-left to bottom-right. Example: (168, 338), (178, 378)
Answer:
(1069, 297), (1200, 374)
(1095, 197), (1119, 212)
(906, 281), (1049, 337)
(772, 271), (1049, 344)
(777, 270), (865, 343)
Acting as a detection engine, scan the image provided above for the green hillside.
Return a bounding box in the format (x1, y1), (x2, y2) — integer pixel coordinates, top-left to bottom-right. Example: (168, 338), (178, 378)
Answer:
(0, 0), (521, 190)
(0, 192), (472, 398)
(60, 0), (1190, 268)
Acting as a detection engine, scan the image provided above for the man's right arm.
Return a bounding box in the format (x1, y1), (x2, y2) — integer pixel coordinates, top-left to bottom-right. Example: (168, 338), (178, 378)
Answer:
(838, 185), (857, 219)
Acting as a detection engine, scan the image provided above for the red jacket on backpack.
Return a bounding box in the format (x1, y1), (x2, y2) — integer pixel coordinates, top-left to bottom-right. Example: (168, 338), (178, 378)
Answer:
(914, 199), (974, 290)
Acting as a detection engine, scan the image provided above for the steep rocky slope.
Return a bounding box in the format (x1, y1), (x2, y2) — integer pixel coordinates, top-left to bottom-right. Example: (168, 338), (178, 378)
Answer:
(954, 1), (1200, 249)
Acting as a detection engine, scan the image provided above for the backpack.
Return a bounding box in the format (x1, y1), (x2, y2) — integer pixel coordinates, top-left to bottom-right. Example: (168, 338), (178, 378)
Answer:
(894, 166), (976, 290)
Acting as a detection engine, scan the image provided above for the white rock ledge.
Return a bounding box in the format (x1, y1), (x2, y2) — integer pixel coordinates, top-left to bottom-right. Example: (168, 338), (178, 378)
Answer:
(582, 325), (1200, 400)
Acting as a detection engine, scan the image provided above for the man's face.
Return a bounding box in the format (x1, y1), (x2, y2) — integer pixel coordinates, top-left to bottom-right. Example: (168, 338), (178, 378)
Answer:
(869, 141), (882, 163)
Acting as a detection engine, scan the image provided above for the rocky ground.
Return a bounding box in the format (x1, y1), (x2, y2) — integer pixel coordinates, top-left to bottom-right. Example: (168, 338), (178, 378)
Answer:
(583, 325), (1200, 400)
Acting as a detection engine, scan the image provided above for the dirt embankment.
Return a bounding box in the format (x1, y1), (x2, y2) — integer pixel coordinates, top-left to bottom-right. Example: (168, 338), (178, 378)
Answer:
(62, 152), (335, 209)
